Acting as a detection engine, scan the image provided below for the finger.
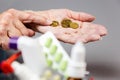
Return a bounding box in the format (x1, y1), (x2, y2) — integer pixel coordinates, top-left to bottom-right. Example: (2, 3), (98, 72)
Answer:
(97, 25), (107, 36)
(1, 37), (9, 50)
(66, 9), (95, 22)
(0, 12), (12, 27)
(8, 9), (52, 25)
(86, 34), (101, 42)
(36, 25), (52, 33)
(0, 26), (9, 50)
(22, 13), (52, 25)
(83, 22), (107, 36)
(0, 12), (13, 49)
(7, 26), (22, 37)
(13, 19), (30, 36)
(27, 28), (35, 37)
(14, 20), (36, 37)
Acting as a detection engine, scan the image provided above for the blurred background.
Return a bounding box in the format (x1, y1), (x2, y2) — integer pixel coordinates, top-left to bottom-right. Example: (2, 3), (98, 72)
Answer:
(0, 0), (120, 80)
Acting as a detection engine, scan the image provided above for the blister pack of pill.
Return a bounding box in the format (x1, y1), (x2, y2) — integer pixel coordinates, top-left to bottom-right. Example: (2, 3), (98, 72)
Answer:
(40, 68), (91, 80)
(40, 68), (64, 80)
(38, 32), (70, 76)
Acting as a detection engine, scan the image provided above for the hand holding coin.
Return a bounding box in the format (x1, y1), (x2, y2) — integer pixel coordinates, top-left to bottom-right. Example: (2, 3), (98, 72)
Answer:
(25, 9), (107, 44)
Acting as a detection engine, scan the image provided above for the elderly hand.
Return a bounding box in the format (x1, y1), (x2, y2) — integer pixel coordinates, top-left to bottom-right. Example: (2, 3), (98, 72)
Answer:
(25, 9), (107, 44)
(0, 9), (51, 50)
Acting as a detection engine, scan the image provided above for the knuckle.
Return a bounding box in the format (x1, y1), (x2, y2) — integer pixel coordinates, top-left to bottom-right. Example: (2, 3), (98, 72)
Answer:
(1, 40), (9, 50)
(0, 13), (13, 26)
(23, 13), (32, 20)
(0, 13), (13, 24)
(4, 12), (13, 18)
(7, 8), (17, 14)
(26, 14), (32, 19)
(0, 12), (13, 19)
(25, 14), (33, 20)
(0, 20), (9, 26)
(0, 29), (6, 35)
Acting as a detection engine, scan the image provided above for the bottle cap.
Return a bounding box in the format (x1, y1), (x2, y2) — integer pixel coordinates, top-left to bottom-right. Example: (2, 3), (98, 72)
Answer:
(1, 52), (21, 74)
(9, 37), (19, 50)
(67, 42), (86, 78)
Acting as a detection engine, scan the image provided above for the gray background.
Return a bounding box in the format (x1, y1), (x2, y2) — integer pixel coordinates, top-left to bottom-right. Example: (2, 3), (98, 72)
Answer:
(0, 0), (120, 80)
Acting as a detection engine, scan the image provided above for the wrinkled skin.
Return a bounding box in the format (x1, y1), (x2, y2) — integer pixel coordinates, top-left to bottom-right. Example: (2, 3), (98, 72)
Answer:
(0, 9), (51, 50)
(26, 9), (107, 44)
(0, 9), (107, 50)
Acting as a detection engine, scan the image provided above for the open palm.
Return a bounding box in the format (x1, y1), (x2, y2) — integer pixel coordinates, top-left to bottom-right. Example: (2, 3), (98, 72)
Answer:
(26, 9), (107, 44)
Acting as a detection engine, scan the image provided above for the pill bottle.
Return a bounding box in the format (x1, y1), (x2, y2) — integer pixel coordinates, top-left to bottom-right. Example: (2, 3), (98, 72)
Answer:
(9, 36), (46, 76)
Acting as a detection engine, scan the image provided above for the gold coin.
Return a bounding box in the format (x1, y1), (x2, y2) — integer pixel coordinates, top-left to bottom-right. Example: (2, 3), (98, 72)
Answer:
(61, 18), (72, 28)
(50, 21), (59, 27)
(70, 22), (79, 29)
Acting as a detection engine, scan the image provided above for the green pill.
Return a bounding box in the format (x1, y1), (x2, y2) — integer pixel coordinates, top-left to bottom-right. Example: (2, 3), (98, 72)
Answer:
(70, 22), (79, 29)
(45, 38), (52, 48)
(61, 18), (72, 28)
(60, 60), (68, 71)
(55, 52), (63, 63)
(46, 59), (53, 67)
(50, 21), (59, 27)
(50, 45), (58, 55)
